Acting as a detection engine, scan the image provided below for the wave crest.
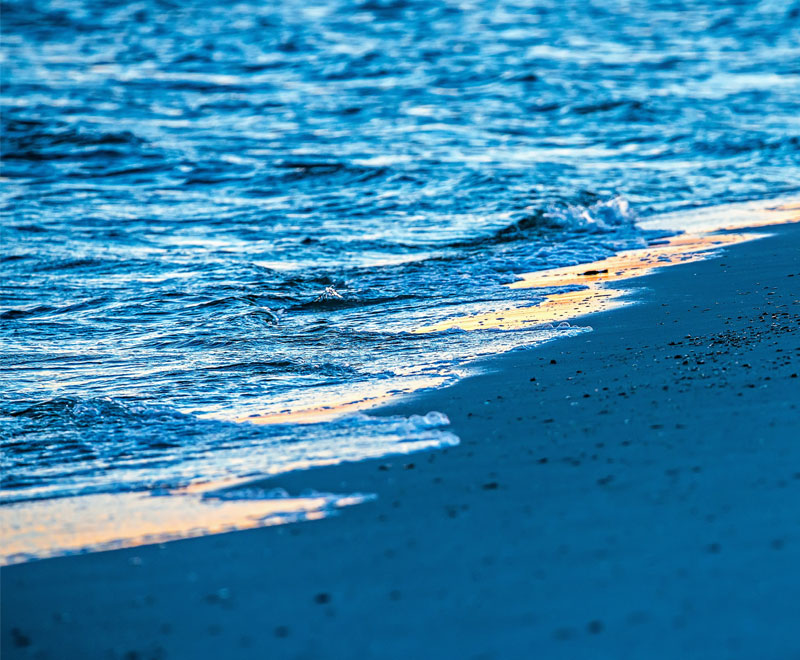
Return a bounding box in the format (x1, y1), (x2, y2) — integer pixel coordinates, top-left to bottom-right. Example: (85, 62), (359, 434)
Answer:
(542, 196), (637, 232)
(489, 195), (639, 244)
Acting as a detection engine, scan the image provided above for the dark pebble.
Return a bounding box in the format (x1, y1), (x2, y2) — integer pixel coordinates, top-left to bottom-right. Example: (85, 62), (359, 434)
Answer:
(587, 620), (604, 634)
(11, 628), (31, 648)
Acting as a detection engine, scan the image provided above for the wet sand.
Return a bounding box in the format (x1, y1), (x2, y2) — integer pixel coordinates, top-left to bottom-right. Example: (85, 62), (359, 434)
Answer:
(3, 223), (800, 659)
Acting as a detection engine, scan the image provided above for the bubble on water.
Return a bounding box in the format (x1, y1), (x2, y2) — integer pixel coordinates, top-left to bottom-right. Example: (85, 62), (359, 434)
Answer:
(407, 410), (450, 428)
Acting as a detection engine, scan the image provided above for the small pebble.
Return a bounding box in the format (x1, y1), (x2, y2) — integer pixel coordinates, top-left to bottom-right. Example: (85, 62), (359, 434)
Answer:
(587, 620), (604, 634)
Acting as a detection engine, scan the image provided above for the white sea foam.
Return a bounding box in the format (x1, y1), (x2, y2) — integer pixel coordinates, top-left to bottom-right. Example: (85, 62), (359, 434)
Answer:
(543, 196), (638, 232)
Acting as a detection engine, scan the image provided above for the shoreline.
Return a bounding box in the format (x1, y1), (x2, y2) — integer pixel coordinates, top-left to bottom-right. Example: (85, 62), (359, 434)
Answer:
(1, 215), (787, 564)
(3, 221), (800, 658)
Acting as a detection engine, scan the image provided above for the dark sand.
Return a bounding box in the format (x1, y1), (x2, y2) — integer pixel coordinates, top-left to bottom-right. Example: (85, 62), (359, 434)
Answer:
(3, 224), (800, 659)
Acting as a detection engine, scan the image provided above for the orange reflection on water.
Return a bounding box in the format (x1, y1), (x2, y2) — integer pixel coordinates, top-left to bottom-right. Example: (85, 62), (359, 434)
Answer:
(639, 199), (800, 233)
(509, 232), (764, 290)
(415, 232), (766, 334)
(234, 375), (447, 425)
(413, 286), (630, 333)
(0, 490), (368, 565)
(722, 203), (800, 230)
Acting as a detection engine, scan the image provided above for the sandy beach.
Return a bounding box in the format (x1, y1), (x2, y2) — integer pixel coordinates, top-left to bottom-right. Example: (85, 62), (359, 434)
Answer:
(3, 221), (800, 659)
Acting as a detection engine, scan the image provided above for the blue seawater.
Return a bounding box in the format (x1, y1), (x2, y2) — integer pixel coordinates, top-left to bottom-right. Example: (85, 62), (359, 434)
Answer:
(2, 0), (799, 503)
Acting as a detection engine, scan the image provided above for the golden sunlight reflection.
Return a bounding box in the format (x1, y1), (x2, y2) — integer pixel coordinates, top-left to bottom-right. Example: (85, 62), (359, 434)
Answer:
(638, 198), (800, 233)
(230, 376), (448, 425)
(414, 232), (766, 334)
(508, 232), (764, 289)
(0, 489), (370, 565)
(414, 287), (631, 333)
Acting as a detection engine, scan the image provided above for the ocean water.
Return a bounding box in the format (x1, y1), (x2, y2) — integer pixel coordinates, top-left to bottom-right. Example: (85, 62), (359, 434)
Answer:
(2, 0), (800, 508)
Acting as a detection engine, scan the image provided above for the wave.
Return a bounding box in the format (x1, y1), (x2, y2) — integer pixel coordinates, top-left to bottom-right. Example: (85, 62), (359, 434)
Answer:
(0, 396), (458, 504)
(1, 119), (148, 162)
(454, 195), (640, 248)
(541, 196), (639, 232)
